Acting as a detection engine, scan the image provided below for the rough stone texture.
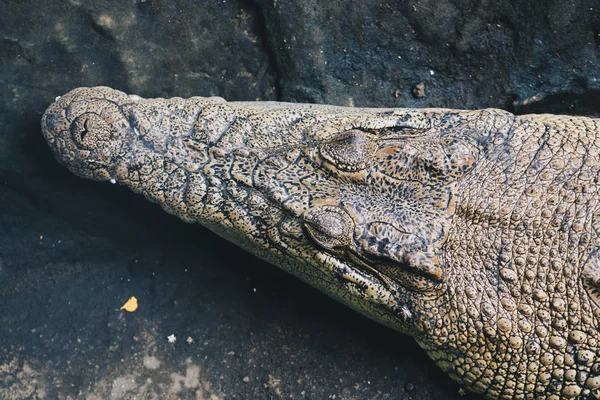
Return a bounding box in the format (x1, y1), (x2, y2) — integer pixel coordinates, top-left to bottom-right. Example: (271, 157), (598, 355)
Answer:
(257, 0), (600, 112)
(1, 0), (599, 399)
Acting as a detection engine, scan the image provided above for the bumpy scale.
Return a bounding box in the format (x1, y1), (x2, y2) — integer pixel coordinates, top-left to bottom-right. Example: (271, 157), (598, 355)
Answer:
(41, 87), (600, 400)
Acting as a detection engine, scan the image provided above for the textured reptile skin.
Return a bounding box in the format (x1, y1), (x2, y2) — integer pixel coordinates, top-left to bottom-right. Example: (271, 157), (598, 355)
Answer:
(41, 87), (600, 400)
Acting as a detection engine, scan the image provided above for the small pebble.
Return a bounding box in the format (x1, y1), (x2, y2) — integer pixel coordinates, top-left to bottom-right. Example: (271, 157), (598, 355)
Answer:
(412, 82), (425, 98)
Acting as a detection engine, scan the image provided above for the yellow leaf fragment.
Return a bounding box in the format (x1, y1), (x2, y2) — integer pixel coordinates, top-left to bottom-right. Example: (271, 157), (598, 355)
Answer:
(120, 296), (138, 312)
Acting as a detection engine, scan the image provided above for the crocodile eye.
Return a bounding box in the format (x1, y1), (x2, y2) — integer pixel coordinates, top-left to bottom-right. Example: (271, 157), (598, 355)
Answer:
(318, 130), (378, 172)
(303, 206), (353, 251)
(71, 113), (111, 150)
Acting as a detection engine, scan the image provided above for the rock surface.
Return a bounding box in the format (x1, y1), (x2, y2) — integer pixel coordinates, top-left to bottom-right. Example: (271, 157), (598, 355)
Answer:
(0, 0), (598, 399)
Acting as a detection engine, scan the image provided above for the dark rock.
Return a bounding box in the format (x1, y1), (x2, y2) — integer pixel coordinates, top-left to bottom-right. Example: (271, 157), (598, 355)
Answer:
(254, 0), (599, 112)
(1, 0), (599, 398)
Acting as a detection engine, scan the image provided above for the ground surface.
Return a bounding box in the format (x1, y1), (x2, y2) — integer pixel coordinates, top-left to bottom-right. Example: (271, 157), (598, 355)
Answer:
(1, 170), (471, 399)
(0, 0), (599, 399)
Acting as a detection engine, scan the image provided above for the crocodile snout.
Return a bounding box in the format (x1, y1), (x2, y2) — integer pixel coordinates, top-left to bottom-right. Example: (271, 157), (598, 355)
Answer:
(41, 87), (132, 180)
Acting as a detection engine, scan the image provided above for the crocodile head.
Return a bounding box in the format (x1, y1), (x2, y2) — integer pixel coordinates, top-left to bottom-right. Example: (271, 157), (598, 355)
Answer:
(42, 86), (489, 333)
(42, 87), (600, 399)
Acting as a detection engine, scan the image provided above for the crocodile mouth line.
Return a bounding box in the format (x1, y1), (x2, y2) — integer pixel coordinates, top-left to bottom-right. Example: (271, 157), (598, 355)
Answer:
(345, 251), (402, 291)
(347, 250), (442, 290)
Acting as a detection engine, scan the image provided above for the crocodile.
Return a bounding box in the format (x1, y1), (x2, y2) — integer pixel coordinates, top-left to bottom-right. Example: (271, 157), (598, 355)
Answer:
(41, 86), (600, 400)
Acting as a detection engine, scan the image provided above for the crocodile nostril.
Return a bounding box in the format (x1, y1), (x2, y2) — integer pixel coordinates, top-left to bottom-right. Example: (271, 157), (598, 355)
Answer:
(71, 113), (111, 149)
(80, 120), (89, 141)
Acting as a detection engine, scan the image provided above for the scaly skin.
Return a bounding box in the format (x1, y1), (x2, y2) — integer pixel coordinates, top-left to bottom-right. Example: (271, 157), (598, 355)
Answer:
(41, 87), (600, 400)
